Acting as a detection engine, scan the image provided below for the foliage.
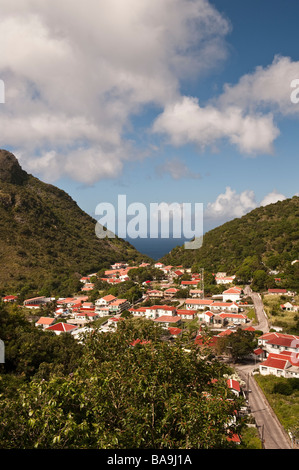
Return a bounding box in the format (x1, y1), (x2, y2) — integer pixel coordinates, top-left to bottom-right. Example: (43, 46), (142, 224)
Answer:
(159, 196), (299, 291)
(0, 155), (151, 295)
(216, 329), (257, 362)
(0, 316), (243, 449)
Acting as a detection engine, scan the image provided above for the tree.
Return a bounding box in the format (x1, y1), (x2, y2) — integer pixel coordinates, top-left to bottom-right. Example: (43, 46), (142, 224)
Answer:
(0, 319), (243, 449)
(217, 329), (257, 363)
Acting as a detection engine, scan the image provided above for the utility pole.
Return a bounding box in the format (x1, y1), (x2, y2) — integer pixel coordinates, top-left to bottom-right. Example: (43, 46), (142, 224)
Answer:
(199, 268), (204, 299)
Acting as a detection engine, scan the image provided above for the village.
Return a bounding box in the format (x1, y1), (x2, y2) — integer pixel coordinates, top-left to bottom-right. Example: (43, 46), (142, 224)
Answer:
(3, 260), (299, 383)
(2, 259), (299, 448)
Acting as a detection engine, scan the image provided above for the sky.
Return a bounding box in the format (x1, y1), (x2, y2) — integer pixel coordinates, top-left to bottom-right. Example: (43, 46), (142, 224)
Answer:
(0, 0), (299, 257)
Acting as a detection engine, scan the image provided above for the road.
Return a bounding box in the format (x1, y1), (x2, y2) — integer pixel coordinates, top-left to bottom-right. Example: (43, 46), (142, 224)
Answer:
(236, 364), (293, 449)
(244, 285), (269, 332)
(237, 287), (294, 449)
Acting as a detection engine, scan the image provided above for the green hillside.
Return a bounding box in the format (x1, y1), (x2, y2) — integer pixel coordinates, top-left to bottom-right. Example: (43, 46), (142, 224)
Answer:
(160, 196), (299, 290)
(0, 150), (151, 296)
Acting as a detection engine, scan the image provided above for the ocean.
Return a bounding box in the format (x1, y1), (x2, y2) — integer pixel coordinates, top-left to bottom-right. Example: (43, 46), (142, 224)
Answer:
(124, 236), (187, 261)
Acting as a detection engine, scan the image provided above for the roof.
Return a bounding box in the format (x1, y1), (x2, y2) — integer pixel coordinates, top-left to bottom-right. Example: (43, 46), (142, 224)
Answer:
(186, 298), (213, 305)
(101, 294), (117, 302)
(268, 288), (287, 293)
(46, 322), (77, 332)
(36, 317), (55, 325)
(223, 287), (242, 294)
(153, 315), (181, 323)
(177, 309), (196, 316)
(218, 329), (233, 336)
(227, 379), (240, 392)
(260, 332), (299, 349)
(168, 327), (182, 335)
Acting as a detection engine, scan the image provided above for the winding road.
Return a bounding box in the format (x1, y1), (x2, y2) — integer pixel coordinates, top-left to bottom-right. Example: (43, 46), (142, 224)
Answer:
(237, 286), (294, 449)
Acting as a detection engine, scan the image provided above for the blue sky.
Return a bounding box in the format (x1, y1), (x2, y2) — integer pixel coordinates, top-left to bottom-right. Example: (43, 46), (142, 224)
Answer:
(0, 1), (299, 255)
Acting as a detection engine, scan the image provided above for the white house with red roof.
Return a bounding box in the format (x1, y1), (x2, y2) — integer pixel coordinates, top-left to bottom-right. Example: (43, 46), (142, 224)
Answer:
(46, 322), (77, 335)
(185, 298), (214, 310)
(259, 351), (299, 378)
(176, 309), (197, 320)
(222, 287), (242, 302)
(153, 315), (181, 327)
(95, 294), (117, 308)
(258, 332), (299, 356)
(144, 304), (177, 319)
(35, 317), (55, 329)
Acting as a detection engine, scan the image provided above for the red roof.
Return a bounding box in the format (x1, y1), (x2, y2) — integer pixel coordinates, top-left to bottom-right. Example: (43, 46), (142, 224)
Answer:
(227, 379), (240, 392)
(46, 322), (77, 332)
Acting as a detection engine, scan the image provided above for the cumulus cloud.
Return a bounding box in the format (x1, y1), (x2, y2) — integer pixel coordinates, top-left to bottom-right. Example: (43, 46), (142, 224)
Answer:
(153, 55), (299, 155)
(0, 0), (230, 184)
(153, 96), (280, 155)
(205, 186), (287, 224)
(260, 190), (286, 207)
(205, 186), (257, 220)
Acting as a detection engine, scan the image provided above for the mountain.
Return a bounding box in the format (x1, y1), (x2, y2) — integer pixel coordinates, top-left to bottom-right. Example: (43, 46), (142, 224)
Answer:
(0, 150), (151, 296)
(159, 196), (299, 289)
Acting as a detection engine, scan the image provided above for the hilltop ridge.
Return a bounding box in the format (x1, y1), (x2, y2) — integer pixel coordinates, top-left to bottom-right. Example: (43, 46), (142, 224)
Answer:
(0, 150), (151, 296)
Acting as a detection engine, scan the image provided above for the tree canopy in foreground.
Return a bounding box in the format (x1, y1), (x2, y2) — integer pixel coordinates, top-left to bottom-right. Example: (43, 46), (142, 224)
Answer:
(0, 316), (244, 449)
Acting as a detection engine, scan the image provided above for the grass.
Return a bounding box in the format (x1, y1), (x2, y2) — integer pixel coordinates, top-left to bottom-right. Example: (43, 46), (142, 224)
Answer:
(262, 294), (297, 330)
(255, 374), (299, 439)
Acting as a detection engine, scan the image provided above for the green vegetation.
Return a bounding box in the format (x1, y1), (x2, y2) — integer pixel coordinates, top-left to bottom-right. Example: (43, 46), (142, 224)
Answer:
(255, 374), (299, 441)
(0, 150), (151, 297)
(263, 294), (299, 334)
(160, 196), (299, 292)
(216, 329), (257, 362)
(0, 302), (246, 449)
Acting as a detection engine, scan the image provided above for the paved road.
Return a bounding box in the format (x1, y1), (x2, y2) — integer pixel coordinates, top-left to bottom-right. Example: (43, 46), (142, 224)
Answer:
(236, 364), (293, 449)
(244, 285), (269, 332)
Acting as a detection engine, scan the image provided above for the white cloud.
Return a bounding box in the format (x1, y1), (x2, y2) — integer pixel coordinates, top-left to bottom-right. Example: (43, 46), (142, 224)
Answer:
(260, 190), (286, 207)
(205, 187), (288, 225)
(153, 96), (279, 155)
(0, 0), (230, 184)
(153, 55), (299, 155)
(205, 186), (257, 220)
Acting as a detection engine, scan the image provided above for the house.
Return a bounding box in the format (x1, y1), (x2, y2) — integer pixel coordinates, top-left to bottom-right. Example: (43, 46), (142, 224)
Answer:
(35, 317), (55, 329)
(259, 351), (299, 378)
(189, 289), (203, 298)
(222, 287), (242, 303)
(197, 310), (214, 324)
(46, 322), (77, 335)
(95, 295), (117, 308)
(181, 280), (200, 288)
(154, 262), (164, 269)
(23, 296), (52, 308)
(215, 274), (236, 285)
(163, 288), (179, 299)
(267, 288), (287, 295)
(210, 301), (240, 313)
(81, 283), (94, 292)
(147, 289), (164, 299)
(258, 332), (299, 356)
(2, 295), (18, 303)
(128, 307), (147, 317)
(108, 298), (130, 314)
(218, 312), (248, 325)
(153, 315), (181, 327)
(185, 298), (213, 310)
(227, 379), (241, 396)
(168, 327), (182, 337)
(281, 302), (299, 312)
(177, 309), (197, 320)
(145, 305), (177, 319)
